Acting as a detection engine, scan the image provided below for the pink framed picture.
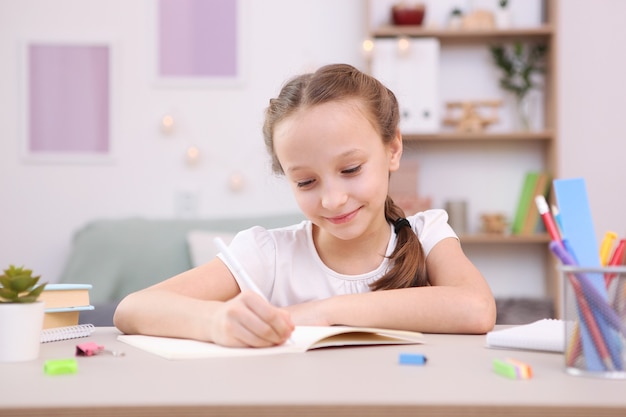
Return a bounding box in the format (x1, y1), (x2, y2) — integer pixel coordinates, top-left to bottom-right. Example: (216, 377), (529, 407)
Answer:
(153, 0), (244, 86)
(20, 40), (114, 163)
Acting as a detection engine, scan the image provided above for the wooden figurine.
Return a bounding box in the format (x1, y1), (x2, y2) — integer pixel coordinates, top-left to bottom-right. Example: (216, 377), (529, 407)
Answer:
(481, 213), (508, 234)
(442, 100), (502, 133)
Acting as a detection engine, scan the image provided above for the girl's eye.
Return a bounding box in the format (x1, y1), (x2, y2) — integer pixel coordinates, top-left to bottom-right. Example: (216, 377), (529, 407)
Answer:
(296, 179), (315, 188)
(342, 165), (362, 175)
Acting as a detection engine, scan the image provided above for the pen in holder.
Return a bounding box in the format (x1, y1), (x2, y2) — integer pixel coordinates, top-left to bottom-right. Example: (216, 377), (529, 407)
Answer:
(560, 265), (626, 379)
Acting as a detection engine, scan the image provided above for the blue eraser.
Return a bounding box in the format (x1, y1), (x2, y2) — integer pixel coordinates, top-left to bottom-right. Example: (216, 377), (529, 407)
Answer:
(399, 353), (427, 366)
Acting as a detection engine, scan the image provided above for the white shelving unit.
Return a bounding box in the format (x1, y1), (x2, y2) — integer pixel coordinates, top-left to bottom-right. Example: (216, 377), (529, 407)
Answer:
(366, 1), (560, 316)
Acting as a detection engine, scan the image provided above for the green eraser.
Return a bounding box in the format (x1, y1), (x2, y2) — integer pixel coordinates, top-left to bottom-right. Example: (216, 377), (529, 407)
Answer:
(44, 358), (78, 375)
(492, 358), (517, 379)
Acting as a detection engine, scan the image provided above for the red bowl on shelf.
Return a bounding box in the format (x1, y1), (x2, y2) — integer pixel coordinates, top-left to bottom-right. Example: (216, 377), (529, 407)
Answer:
(392, 4), (425, 26)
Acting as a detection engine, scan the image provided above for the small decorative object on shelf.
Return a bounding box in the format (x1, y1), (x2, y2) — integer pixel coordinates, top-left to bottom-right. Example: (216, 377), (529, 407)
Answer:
(461, 9), (495, 30)
(481, 213), (509, 234)
(495, 0), (512, 29)
(448, 7), (463, 30)
(442, 100), (502, 133)
(391, 3), (425, 26)
(490, 42), (547, 131)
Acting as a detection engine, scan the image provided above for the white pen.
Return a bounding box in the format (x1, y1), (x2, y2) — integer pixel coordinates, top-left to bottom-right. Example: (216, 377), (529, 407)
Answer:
(213, 237), (265, 298)
(214, 237), (294, 344)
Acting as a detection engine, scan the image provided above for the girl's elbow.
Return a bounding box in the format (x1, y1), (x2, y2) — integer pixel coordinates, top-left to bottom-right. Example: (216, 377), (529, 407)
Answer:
(112, 295), (136, 334)
(468, 295), (497, 334)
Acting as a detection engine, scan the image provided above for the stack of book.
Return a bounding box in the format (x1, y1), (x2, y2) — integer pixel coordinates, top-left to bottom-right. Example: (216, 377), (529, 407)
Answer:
(38, 283), (93, 329)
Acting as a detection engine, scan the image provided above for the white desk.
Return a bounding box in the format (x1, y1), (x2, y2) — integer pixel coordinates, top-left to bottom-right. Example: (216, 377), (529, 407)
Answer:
(1, 327), (625, 417)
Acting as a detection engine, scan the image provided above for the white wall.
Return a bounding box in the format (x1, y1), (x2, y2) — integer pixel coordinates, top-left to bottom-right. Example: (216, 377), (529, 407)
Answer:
(1, 0), (625, 296)
(558, 0), (626, 242)
(0, 0), (366, 282)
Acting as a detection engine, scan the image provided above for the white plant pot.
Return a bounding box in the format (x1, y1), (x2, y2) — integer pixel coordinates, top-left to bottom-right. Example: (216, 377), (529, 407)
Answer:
(0, 301), (44, 362)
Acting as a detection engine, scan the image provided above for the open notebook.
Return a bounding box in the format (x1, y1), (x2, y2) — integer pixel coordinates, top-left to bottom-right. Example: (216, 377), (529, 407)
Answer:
(118, 326), (423, 360)
(485, 319), (565, 353)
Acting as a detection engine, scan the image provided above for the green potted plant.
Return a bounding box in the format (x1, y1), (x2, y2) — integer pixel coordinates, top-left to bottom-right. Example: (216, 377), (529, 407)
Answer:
(490, 42), (547, 130)
(0, 265), (47, 362)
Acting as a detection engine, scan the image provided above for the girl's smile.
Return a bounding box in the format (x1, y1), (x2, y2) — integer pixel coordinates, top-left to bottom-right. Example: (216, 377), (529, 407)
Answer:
(324, 207), (362, 225)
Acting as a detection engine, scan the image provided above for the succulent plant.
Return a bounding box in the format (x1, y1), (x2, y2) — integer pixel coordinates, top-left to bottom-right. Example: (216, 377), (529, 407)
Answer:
(0, 265), (47, 303)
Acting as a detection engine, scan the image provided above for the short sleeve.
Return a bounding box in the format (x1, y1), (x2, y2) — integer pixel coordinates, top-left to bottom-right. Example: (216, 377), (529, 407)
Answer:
(409, 209), (458, 257)
(216, 226), (276, 298)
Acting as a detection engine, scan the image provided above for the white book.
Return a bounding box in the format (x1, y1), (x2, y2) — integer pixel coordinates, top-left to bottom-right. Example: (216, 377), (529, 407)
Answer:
(118, 326), (423, 360)
(486, 319), (565, 353)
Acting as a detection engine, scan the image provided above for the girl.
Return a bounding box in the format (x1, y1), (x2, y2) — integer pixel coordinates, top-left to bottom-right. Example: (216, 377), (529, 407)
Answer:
(114, 64), (496, 347)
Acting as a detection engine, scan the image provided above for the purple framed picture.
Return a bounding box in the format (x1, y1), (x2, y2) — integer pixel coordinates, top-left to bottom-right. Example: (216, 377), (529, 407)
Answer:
(154, 0), (243, 86)
(20, 41), (114, 163)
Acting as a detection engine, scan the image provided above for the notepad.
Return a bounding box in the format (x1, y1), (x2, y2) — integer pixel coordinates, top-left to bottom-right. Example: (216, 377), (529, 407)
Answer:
(41, 324), (95, 343)
(485, 319), (565, 353)
(117, 326), (424, 360)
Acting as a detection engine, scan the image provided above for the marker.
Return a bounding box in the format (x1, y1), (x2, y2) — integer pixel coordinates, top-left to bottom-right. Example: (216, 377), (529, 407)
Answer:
(599, 231), (618, 267)
(605, 239), (626, 287)
(535, 195), (562, 245)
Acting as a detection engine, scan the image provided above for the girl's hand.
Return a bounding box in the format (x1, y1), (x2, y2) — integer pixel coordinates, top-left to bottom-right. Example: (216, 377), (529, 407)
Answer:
(209, 291), (294, 347)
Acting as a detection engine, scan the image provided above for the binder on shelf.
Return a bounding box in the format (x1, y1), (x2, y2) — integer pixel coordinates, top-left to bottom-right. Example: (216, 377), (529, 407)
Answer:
(371, 37), (440, 133)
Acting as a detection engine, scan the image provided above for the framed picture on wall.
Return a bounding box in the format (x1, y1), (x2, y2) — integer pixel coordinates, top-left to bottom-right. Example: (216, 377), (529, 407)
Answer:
(19, 39), (115, 163)
(151, 0), (244, 87)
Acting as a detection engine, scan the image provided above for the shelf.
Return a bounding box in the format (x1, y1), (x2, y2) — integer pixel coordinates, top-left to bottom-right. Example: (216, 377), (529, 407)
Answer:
(371, 25), (553, 43)
(459, 233), (551, 244)
(402, 131), (554, 143)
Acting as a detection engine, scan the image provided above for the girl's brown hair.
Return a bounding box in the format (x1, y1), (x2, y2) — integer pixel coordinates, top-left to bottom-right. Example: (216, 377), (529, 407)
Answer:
(263, 63), (427, 290)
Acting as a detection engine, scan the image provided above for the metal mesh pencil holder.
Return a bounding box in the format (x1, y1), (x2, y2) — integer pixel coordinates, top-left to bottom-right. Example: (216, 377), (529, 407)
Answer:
(560, 265), (626, 379)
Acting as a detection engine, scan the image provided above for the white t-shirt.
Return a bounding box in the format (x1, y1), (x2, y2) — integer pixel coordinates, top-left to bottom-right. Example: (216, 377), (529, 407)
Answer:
(218, 209), (457, 307)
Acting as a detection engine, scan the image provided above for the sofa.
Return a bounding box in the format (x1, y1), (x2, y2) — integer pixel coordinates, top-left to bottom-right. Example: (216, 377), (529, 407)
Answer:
(58, 213), (305, 326)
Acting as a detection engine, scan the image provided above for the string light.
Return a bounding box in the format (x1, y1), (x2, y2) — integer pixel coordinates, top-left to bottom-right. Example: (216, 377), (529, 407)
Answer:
(161, 114), (175, 135)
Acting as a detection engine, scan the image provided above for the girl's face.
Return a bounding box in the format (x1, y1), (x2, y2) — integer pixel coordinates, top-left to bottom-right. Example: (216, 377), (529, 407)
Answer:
(273, 99), (402, 243)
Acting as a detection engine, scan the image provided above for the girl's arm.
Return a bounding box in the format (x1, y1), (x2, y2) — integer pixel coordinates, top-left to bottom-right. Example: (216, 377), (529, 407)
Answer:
(285, 238), (496, 334)
(113, 258), (294, 346)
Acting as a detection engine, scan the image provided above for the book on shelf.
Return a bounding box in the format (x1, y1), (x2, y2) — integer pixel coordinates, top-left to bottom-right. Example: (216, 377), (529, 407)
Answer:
(511, 171), (539, 235)
(118, 326), (424, 360)
(512, 171), (551, 235)
(520, 172), (551, 235)
(40, 284), (93, 329)
(485, 319), (564, 353)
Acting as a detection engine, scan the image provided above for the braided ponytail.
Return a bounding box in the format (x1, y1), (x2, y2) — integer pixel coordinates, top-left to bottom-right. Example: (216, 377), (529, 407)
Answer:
(370, 197), (428, 291)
